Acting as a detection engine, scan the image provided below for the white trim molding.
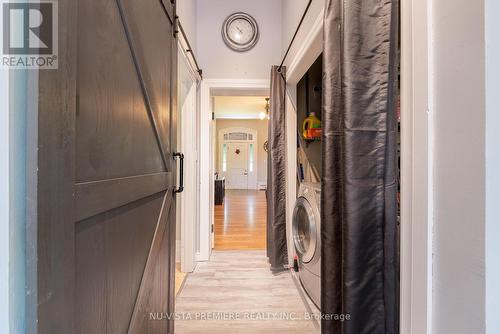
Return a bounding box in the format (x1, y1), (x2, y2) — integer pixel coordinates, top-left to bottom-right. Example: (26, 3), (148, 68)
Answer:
(214, 114), (262, 120)
(0, 53), (10, 334)
(485, 2), (500, 333)
(400, 0), (433, 333)
(286, 7), (324, 85)
(198, 79), (270, 262)
(178, 43), (200, 273)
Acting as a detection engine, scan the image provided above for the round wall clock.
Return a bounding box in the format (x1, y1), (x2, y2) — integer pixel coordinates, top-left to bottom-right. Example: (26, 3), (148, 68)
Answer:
(221, 12), (259, 52)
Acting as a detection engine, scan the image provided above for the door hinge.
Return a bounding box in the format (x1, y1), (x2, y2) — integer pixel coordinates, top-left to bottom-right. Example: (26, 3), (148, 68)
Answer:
(211, 224), (214, 233)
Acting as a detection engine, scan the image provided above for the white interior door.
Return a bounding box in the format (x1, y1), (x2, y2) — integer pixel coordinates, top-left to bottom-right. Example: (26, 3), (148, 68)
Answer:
(225, 142), (249, 189)
(177, 45), (199, 273)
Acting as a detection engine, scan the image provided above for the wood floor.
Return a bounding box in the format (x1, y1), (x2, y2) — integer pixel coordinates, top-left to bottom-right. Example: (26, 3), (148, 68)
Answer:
(175, 250), (319, 334)
(175, 263), (187, 297)
(214, 190), (267, 250)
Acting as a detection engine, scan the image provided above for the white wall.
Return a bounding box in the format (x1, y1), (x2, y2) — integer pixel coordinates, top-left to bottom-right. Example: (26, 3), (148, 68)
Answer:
(1, 56), (10, 334)
(1, 68), (28, 334)
(485, 1), (500, 332)
(431, 0), (486, 333)
(177, 0), (198, 48)
(213, 96), (268, 119)
(281, 0), (323, 67)
(430, 2), (500, 331)
(196, 0), (282, 79)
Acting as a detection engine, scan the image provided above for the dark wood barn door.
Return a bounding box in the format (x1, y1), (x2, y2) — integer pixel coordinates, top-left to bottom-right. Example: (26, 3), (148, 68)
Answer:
(29, 0), (179, 333)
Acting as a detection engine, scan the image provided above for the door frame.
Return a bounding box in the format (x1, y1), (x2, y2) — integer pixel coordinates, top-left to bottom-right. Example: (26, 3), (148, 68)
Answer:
(282, 1), (433, 333)
(198, 79), (269, 261)
(177, 39), (201, 273)
(0, 48), (10, 333)
(400, 0), (433, 332)
(218, 127), (258, 190)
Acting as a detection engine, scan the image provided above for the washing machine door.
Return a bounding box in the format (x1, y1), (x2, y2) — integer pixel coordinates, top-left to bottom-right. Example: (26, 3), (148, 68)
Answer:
(292, 197), (318, 263)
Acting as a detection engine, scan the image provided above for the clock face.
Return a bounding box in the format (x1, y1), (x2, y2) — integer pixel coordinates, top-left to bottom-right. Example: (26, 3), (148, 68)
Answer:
(222, 13), (259, 52)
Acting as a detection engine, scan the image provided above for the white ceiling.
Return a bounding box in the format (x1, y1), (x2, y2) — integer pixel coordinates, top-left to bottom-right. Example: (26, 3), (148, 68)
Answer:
(214, 96), (269, 119)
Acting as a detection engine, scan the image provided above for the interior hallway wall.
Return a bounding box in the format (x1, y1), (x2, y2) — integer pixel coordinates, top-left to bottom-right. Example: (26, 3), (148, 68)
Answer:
(0, 51), (9, 334)
(177, 0), (197, 48)
(1, 68), (28, 334)
(431, 0), (486, 333)
(196, 0), (282, 79)
(215, 119), (269, 188)
(281, 0), (323, 62)
(485, 0), (500, 332)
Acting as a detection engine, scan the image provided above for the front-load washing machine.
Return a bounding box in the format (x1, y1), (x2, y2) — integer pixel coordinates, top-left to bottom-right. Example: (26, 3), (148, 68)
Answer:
(292, 182), (321, 308)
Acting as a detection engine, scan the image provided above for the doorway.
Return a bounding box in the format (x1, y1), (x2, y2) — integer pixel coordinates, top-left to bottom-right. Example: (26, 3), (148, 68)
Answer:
(198, 79), (270, 260)
(175, 34), (201, 297)
(219, 127), (258, 190)
(174, 82), (319, 333)
(213, 99), (268, 250)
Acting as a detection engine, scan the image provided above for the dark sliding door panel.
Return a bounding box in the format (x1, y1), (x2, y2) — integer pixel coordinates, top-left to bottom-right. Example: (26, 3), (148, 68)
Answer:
(31, 0), (178, 333)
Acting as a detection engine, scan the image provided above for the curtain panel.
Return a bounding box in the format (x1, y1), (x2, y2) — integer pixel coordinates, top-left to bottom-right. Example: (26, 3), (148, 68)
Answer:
(267, 66), (288, 272)
(321, 0), (399, 333)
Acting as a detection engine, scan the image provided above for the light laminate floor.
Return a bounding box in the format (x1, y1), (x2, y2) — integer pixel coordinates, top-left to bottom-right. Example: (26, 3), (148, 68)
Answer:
(175, 250), (319, 334)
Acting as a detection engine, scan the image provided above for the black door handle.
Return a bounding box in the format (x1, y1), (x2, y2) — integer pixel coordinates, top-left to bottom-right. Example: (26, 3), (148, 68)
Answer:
(173, 152), (184, 193)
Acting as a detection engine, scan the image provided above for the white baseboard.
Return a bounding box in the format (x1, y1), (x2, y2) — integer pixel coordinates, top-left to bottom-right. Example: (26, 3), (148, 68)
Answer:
(195, 252), (208, 262)
(176, 242), (181, 263)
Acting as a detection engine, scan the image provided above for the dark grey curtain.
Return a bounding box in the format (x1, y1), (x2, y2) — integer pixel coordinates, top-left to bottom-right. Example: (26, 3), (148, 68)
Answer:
(321, 0), (399, 333)
(267, 66), (288, 272)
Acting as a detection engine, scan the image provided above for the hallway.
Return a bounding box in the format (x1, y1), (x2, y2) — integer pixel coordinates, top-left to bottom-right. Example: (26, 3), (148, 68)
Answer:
(214, 190), (267, 250)
(175, 251), (319, 334)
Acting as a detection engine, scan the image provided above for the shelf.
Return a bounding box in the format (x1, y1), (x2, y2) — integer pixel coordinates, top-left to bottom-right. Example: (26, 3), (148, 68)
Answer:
(304, 137), (321, 143)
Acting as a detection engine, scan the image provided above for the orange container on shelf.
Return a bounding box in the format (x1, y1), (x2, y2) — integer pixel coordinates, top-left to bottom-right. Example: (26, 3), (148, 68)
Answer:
(302, 112), (322, 140)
